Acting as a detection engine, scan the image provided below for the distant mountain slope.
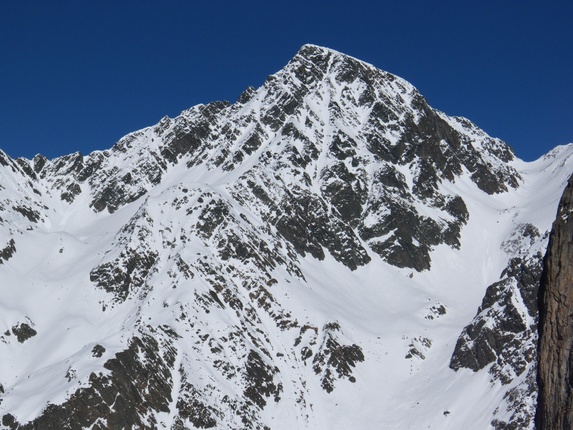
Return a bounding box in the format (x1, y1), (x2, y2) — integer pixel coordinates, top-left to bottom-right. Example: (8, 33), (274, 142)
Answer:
(0, 44), (572, 430)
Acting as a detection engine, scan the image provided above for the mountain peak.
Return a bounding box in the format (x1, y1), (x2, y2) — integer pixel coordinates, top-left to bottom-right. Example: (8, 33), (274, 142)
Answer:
(290, 43), (381, 82)
(1, 46), (570, 430)
(295, 43), (366, 66)
(296, 43), (343, 58)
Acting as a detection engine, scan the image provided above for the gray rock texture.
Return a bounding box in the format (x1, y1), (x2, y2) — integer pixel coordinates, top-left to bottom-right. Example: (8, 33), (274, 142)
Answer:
(537, 174), (573, 429)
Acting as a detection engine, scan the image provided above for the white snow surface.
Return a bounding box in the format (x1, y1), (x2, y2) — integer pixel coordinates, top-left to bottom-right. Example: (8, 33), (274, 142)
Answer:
(0, 44), (572, 429)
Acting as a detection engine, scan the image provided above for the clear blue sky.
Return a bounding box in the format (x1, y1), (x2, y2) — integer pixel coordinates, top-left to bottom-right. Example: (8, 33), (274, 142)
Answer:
(1, 1), (571, 161)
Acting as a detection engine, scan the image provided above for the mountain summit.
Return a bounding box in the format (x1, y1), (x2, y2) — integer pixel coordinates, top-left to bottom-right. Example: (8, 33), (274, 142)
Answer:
(0, 44), (572, 429)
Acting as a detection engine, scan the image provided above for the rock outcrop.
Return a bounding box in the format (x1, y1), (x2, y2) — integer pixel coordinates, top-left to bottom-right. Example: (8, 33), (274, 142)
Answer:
(536, 174), (573, 429)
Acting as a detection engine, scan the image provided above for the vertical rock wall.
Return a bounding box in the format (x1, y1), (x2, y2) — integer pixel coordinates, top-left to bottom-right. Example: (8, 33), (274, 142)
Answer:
(537, 174), (573, 429)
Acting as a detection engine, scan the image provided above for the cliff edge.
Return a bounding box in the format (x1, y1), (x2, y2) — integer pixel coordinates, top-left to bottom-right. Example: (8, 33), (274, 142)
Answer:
(537, 174), (573, 429)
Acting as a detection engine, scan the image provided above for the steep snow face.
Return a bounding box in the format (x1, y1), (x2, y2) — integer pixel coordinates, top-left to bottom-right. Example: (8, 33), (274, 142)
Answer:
(0, 44), (571, 429)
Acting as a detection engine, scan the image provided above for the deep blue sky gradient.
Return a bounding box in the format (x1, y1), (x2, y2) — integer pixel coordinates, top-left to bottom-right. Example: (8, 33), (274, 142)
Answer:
(1, 1), (571, 161)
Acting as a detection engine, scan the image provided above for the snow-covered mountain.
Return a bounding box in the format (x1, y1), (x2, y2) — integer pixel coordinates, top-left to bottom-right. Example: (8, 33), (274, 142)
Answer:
(1, 44), (572, 429)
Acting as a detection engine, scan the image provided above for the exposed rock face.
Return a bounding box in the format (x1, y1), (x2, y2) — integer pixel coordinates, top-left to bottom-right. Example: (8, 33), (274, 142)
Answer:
(2, 331), (176, 430)
(0, 239), (16, 264)
(10, 321), (37, 344)
(449, 223), (546, 429)
(536, 174), (573, 429)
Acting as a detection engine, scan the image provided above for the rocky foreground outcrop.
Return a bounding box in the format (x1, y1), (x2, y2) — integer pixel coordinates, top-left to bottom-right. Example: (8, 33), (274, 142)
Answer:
(537, 174), (573, 429)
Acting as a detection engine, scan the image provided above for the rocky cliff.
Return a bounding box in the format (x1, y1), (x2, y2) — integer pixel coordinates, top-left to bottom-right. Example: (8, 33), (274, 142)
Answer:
(537, 173), (573, 429)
